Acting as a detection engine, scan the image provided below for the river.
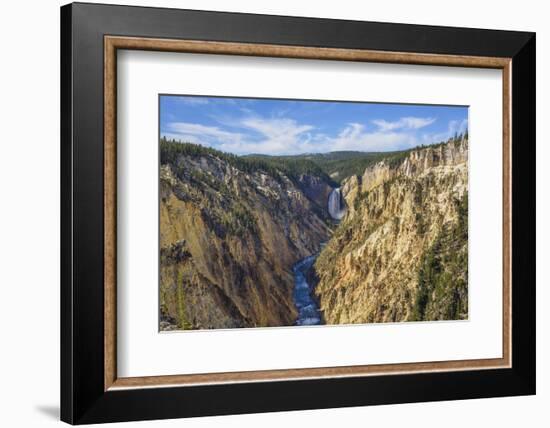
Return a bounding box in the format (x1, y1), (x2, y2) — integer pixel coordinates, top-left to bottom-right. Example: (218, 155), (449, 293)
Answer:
(293, 188), (344, 325)
(292, 255), (323, 326)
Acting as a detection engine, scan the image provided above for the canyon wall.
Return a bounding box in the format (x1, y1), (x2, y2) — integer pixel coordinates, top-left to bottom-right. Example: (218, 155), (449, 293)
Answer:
(314, 137), (469, 324)
(159, 141), (333, 330)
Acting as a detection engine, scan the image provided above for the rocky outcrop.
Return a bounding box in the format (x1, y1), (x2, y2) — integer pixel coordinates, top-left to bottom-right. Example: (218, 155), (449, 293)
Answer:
(313, 137), (468, 324)
(159, 142), (333, 330)
(296, 174), (334, 210)
(360, 136), (468, 193)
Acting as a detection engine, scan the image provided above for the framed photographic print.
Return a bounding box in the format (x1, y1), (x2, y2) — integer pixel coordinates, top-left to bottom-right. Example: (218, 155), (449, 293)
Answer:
(60, 2), (536, 424)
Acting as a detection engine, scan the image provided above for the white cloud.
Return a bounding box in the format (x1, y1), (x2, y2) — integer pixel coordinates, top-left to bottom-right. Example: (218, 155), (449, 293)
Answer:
(167, 122), (243, 144)
(450, 118), (469, 135)
(163, 114), (449, 155)
(218, 117), (315, 155)
(163, 118), (316, 155)
(372, 116), (436, 132)
(177, 97), (210, 106)
(421, 118), (468, 145)
(162, 132), (206, 146)
(241, 117), (313, 140)
(328, 123), (419, 152)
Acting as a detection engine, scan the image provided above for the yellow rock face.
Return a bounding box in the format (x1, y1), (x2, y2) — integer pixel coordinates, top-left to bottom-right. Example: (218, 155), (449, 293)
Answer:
(159, 150), (333, 330)
(314, 138), (469, 324)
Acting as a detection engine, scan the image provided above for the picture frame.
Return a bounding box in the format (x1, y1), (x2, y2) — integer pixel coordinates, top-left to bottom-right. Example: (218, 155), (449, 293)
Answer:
(61, 2), (535, 424)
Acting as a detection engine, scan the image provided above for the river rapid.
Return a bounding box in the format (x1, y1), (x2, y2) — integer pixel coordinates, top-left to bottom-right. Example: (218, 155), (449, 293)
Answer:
(292, 255), (323, 326)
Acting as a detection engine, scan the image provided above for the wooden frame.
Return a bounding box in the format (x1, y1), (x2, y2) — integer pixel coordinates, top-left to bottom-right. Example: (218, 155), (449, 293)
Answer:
(62, 2), (535, 424)
(104, 36), (513, 390)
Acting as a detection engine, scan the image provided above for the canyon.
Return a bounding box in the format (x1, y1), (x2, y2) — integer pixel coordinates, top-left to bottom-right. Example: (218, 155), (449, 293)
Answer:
(159, 135), (468, 330)
(159, 140), (333, 330)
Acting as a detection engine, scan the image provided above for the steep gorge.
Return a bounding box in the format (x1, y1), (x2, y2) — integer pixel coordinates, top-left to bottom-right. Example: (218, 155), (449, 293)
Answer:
(160, 135), (469, 331)
(159, 141), (333, 330)
(313, 137), (469, 324)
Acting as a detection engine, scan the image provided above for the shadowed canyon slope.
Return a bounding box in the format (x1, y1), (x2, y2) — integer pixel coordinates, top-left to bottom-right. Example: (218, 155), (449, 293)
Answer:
(159, 141), (333, 330)
(313, 137), (469, 324)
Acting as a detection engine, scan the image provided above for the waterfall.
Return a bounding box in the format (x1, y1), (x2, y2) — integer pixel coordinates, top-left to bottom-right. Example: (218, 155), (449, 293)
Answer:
(328, 188), (346, 220)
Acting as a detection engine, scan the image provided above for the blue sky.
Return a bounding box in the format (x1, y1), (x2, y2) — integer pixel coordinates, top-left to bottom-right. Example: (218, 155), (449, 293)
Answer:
(160, 95), (468, 156)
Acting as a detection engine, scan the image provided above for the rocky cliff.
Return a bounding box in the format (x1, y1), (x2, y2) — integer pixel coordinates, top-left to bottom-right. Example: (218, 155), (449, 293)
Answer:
(159, 141), (333, 330)
(313, 137), (469, 324)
